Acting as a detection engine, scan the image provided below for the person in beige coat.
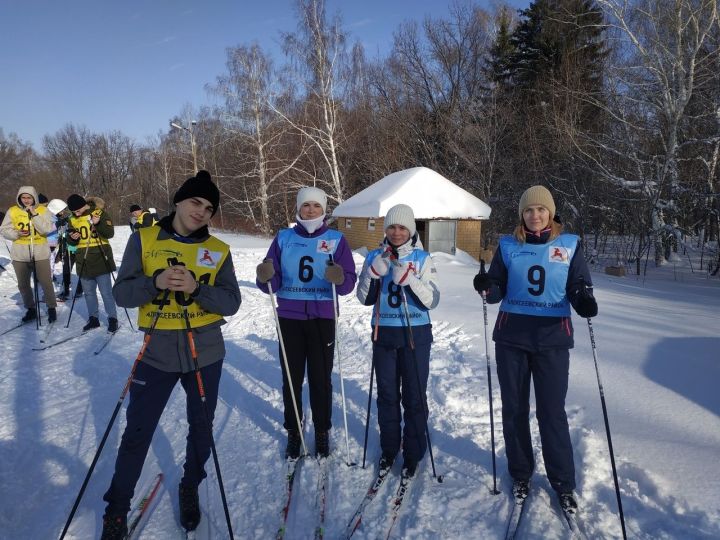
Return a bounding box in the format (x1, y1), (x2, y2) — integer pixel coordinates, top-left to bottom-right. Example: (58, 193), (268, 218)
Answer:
(0, 186), (58, 323)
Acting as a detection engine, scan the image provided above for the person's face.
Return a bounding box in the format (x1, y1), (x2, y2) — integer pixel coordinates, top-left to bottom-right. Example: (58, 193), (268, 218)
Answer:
(20, 193), (35, 207)
(131, 210), (142, 218)
(174, 197), (213, 234)
(522, 205), (550, 232)
(299, 201), (324, 220)
(386, 224), (411, 246)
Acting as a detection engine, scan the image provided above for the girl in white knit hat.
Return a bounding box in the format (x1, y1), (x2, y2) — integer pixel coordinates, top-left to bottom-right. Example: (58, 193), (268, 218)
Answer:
(472, 185), (597, 515)
(356, 203), (440, 479)
(256, 186), (357, 460)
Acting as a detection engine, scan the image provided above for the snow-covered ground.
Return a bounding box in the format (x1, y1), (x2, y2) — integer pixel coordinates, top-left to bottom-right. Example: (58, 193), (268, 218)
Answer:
(1, 226), (718, 539)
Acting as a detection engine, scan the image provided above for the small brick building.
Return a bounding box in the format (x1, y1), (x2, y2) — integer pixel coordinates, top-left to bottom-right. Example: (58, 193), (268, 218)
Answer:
(332, 167), (491, 261)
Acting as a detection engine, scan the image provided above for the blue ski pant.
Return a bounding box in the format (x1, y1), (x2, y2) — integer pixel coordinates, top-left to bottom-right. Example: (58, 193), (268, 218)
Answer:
(373, 341), (430, 465)
(103, 359), (222, 516)
(495, 344), (575, 493)
(80, 272), (117, 320)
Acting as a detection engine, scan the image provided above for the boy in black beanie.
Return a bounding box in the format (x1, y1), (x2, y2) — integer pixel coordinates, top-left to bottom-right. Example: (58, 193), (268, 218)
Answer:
(100, 171), (240, 538)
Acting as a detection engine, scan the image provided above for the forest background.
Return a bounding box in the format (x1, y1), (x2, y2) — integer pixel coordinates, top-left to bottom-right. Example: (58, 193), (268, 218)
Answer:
(1, 0), (718, 270)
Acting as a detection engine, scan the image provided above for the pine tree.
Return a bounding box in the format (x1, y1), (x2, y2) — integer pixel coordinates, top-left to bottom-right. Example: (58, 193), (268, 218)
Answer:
(508, 0), (607, 94)
(486, 8), (516, 90)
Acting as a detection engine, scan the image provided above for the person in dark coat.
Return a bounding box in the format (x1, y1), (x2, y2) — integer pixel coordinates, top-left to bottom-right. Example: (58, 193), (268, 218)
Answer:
(100, 171), (241, 539)
(473, 185), (597, 514)
(66, 194), (118, 332)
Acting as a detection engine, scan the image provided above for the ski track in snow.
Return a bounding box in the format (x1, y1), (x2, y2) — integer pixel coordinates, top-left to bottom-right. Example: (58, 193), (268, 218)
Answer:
(0, 229), (719, 539)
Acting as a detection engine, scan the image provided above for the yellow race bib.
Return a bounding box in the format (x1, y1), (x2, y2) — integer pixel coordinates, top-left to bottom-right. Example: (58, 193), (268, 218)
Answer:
(69, 210), (110, 249)
(137, 227), (230, 330)
(9, 206), (49, 246)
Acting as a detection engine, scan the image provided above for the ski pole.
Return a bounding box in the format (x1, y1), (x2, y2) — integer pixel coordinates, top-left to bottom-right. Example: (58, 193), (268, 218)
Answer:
(361, 356), (376, 469)
(362, 279), (383, 468)
(180, 304), (234, 539)
(479, 260), (500, 495)
(398, 285), (441, 482)
(29, 217), (42, 329)
(328, 254), (355, 467)
(587, 318), (627, 540)
(59, 290), (170, 540)
(65, 240), (91, 328)
(267, 268), (309, 456)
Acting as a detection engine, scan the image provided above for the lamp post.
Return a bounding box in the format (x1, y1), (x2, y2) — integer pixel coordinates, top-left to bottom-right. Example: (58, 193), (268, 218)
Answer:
(170, 120), (198, 174)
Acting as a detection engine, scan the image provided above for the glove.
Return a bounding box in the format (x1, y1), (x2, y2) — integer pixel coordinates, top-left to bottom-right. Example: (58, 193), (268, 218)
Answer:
(473, 273), (492, 293)
(392, 262), (415, 286)
(256, 260), (275, 284)
(324, 262), (345, 285)
(369, 254), (390, 278)
(574, 287), (598, 318)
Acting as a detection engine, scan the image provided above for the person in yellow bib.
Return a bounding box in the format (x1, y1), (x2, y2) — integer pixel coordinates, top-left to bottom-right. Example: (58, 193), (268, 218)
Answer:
(0, 185), (58, 323)
(128, 204), (157, 230)
(100, 170), (241, 539)
(66, 194), (119, 332)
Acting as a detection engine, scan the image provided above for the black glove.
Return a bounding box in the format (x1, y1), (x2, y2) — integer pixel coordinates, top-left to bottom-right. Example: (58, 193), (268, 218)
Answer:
(473, 273), (492, 293)
(574, 286), (598, 318)
(474, 260), (492, 293)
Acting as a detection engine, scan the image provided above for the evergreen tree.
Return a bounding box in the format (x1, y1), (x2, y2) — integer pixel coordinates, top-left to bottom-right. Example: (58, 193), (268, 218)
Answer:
(508, 0), (607, 94)
(486, 7), (516, 90)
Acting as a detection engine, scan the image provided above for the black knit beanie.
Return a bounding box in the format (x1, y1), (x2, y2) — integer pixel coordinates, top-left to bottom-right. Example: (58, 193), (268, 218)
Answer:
(129, 204), (141, 213)
(172, 170), (220, 216)
(67, 194), (87, 212)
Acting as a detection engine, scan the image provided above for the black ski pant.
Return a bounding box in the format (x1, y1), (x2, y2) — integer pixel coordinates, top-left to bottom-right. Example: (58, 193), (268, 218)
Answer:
(278, 317), (335, 433)
(495, 344), (575, 493)
(373, 341), (430, 466)
(103, 359), (222, 516)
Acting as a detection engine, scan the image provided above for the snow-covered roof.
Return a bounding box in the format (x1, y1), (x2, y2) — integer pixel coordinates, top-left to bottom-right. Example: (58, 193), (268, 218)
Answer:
(332, 167), (491, 219)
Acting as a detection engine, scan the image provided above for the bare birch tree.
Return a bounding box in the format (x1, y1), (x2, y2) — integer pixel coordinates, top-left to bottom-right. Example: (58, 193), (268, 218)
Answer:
(210, 43), (309, 234)
(593, 0), (719, 264)
(278, 0), (350, 204)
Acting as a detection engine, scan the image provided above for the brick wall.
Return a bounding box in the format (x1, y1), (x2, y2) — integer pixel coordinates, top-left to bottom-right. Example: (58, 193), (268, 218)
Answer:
(336, 217), (385, 251)
(457, 220), (483, 261)
(335, 216), (489, 262)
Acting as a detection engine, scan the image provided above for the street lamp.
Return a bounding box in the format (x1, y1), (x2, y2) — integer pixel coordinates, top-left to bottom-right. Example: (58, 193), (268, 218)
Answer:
(170, 120), (198, 174)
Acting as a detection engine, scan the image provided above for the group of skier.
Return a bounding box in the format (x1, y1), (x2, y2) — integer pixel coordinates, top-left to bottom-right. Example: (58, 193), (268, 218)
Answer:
(1, 174), (598, 538)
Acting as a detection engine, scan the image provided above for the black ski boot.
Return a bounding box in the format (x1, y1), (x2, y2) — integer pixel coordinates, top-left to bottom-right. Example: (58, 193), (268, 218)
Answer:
(315, 430), (330, 458)
(559, 492), (578, 514)
(179, 483), (201, 531)
(47, 308), (57, 324)
(83, 316), (100, 331)
(100, 514), (127, 540)
(379, 454), (395, 472)
(21, 308), (37, 323)
(401, 460), (417, 479)
(285, 429), (301, 459)
(512, 479), (530, 501)
(108, 317), (118, 333)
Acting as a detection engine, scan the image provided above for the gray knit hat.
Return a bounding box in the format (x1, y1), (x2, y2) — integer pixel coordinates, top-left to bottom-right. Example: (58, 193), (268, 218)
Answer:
(518, 185), (555, 220)
(384, 204), (416, 237)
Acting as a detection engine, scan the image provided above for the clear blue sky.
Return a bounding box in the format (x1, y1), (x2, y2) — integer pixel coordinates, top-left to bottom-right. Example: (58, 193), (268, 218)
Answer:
(1, 1), (528, 150)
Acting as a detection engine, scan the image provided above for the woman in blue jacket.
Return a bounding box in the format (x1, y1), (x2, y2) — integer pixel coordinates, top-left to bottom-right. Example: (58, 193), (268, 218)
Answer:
(473, 185), (597, 514)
